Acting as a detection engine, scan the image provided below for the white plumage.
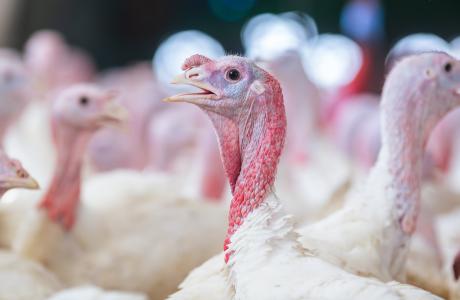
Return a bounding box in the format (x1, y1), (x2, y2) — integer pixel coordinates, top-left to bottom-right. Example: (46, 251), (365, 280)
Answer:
(6, 170), (227, 300)
(169, 195), (439, 300)
(47, 285), (147, 300)
(0, 250), (62, 300)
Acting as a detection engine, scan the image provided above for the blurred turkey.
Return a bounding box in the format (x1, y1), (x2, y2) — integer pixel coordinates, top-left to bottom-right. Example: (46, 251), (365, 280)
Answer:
(1, 84), (227, 300)
(4, 30), (96, 185)
(0, 150), (63, 300)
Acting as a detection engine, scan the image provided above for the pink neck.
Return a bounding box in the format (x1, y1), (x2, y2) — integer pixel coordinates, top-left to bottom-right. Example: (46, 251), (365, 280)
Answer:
(380, 83), (442, 234)
(207, 112), (241, 192)
(214, 75), (286, 263)
(39, 125), (91, 222)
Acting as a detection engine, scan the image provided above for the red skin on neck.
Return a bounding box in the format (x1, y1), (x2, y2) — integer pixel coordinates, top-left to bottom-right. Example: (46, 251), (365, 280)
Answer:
(214, 73), (286, 263)
(39, 124), (91, 230)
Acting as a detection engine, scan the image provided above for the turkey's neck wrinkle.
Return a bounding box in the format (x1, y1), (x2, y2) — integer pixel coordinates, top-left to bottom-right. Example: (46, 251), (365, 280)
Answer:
(223, 91), (286, 262)
(376, 90), (428, 234)
(207, 112), (241, 193)
(41, 127), (91, 207)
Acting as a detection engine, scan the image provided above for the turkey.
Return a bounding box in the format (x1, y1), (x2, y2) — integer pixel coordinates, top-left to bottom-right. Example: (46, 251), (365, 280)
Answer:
(298, 52), (460, 284)
(3, 83), (227, 300)
(3, 30), (96, 183)
(164, 53), (440, 299)
(0, 150), (64, 300)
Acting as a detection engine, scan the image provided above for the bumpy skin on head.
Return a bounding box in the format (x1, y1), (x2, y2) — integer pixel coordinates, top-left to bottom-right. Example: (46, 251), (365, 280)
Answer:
(39, 84), (126, 229)
(182, 54), (212, 71)
(165, 54), (286, 261)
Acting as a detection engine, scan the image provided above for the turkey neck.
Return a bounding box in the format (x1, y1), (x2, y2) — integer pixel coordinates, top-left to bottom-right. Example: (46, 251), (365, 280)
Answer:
(39, 126), (91, 210)
(209, 75), (287, 263)
(375, 80), (438, 235)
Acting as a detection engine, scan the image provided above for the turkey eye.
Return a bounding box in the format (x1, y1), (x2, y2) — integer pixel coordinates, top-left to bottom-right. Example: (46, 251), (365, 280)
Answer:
(226, 69), (241, 81)
(444, 62), (452, 73)
(79, 96), (89, 106)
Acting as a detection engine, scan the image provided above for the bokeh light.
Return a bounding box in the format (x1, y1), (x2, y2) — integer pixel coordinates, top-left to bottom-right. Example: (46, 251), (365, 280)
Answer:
(152, 30), (225, 90)
(242, 13), (313, 61)
(301, 34), (363, 89)
(340, 0), (384, 42)
(450, 36), (460, 58)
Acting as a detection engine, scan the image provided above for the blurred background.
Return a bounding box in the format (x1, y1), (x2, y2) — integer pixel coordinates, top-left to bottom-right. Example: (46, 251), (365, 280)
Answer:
(2, 2), (460, 300)
(1, 0), (459, 88)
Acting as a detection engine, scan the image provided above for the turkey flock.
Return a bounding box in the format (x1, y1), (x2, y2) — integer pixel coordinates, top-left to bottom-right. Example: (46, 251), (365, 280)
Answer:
(1, 11), (460, 300)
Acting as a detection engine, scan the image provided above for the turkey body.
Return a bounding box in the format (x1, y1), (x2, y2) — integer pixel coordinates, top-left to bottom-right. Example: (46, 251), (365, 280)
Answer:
(0, 250), (62, 300)
(169, 195), (439, 300)
(7, 170), (227, 300)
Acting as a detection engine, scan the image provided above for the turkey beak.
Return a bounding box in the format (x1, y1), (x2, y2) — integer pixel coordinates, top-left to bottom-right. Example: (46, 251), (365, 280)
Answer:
(163, 69), (219, 104)
(1, 175), (39, 190)
(98, 101), (128, 127)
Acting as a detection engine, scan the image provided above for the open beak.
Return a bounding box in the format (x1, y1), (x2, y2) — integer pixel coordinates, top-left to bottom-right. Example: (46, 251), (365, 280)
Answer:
(163, 71), (219, 104)
(1, 176), (39, 190)
(97, 102), (128, 127)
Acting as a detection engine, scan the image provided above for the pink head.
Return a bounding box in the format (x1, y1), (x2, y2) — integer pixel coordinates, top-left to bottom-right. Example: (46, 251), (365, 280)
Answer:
(24, 30), (95, 95)
(0, 150), (39, 196)
(380, 52), (460, 234)
(24, 31), (66, 78)
(165, 54), (286, 262)
(40, 84), (126, 229)
(52, 85), (124, 132)
(382, 53), (460, 147)
(165, 54), (285, 188)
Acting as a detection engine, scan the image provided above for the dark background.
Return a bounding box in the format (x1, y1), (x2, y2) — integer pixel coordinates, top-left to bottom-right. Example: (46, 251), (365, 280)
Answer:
(5, 0), (460, 70)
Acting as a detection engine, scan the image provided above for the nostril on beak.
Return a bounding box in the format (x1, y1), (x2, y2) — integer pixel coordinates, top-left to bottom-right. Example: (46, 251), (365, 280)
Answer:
(186, 69), (202, 80)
